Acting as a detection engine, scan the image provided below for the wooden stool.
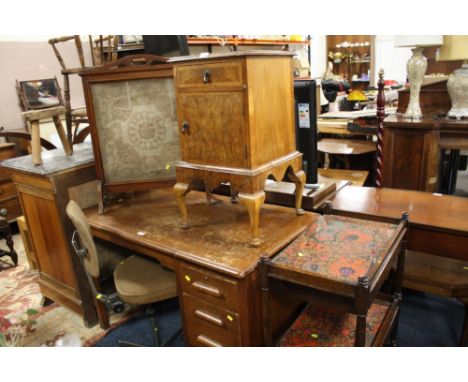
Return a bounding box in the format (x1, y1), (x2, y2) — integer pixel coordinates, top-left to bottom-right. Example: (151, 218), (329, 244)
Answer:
(22, 106), (72, 165)
(0, 216), (17, 267)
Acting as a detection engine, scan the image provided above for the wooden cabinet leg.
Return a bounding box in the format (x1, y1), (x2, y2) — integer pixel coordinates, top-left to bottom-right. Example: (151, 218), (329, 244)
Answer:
(287, 169), (306, 215)
(174, 182), (192, 229)
(53, 115), (73, 156)
(230, 185), (239, 204)
(97, 181), (105, 215)
(30, 120), (42, 165)
(204, 182), (217, 205)
(238, 191), (265, 247)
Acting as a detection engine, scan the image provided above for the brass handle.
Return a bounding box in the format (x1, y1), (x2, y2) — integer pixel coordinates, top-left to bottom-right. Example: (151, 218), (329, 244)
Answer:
(191, 281), (222, 298)
(181, 121), (189, 134)
(196, 334), (222, 347)
(194, 309), (224, 327)
(0, 208), (8, 217)
(202, 70), (211, 83)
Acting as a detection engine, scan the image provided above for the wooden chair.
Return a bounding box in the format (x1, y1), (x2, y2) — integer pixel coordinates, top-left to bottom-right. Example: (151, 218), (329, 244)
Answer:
(48, 35), (118, 144)
(66, 200), (182, 346)
(89, 35), (119, 66)
(260, 212), (408, 347)
(21, 106), (72, 165)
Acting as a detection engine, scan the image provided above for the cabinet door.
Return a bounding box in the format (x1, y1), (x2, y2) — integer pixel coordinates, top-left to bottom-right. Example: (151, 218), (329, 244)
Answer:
(178, 92), (247, 168)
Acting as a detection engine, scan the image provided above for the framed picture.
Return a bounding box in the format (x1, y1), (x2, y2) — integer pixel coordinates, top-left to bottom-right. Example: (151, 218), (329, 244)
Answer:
(80, 54), (179, 213)
(16, 77), (63, 110)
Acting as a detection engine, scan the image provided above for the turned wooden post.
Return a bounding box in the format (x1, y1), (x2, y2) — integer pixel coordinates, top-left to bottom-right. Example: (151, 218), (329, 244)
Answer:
(376, 69), (385, 188)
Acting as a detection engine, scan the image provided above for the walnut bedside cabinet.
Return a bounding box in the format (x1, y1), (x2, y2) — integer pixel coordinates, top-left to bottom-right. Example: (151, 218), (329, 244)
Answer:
(171, 51), (306, 246)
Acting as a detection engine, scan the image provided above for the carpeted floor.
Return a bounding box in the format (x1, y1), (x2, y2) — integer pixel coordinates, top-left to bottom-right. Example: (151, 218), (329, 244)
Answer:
(0, 233), (135, 346)
(2, 230), (465, 347)
(94, 288), (465, 347)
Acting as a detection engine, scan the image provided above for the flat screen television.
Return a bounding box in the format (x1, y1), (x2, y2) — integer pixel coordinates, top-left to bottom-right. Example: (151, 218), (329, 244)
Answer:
(294, 79), (318, 184)
(142, 35), (190, 57)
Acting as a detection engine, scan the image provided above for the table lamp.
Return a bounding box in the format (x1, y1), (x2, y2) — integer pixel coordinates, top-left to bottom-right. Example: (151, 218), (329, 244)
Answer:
(395, 35), (443, 119)
(437, 35), (468, 119)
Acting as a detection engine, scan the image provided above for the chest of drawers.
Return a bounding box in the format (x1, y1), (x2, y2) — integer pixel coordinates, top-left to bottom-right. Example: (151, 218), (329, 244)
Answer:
(0, 143), (21, 222)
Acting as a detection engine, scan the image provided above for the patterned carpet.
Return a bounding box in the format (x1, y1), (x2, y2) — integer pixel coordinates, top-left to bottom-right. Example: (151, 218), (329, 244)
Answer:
(0, 233), (134, 346)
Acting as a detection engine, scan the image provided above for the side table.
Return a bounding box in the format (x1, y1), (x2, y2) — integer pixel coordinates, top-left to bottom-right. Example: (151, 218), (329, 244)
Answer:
(261, 213), (408, 346)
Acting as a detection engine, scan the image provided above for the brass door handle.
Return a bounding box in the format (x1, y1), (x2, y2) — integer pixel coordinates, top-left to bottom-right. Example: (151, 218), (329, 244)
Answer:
(191, 281), (222, 298)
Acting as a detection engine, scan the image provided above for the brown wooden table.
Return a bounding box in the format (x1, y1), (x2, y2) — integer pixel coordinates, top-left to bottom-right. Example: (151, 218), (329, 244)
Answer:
(318, 138), (376, 170)
(330, 186), (468, 345)
(85, 188), (317, 346)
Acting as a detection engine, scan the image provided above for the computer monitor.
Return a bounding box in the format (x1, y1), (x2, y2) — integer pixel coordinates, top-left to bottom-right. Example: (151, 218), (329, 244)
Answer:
(142, 35), (190, 57)
(294, 79), (318, 184)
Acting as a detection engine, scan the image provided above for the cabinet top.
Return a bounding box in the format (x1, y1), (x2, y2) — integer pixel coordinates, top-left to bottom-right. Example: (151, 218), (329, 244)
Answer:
(1, 142), (94, 176)
(169, 50), (294, 64)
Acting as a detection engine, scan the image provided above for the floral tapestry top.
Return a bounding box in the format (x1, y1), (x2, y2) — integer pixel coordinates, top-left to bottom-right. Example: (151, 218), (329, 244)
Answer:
(272, 215), (398, 286)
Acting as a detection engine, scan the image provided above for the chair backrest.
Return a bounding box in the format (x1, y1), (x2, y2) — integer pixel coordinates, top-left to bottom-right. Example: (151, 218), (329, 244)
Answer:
(48, 35), (119, 71)
(48, 35), (87, 72)
(90, 35), (119, 66)
(66, 200), (100, 278)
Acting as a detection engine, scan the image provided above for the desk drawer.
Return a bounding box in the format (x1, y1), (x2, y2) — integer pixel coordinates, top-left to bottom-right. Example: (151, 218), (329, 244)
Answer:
(0, 196), (21, 221)
(179, 263), (240, 311)
(0, 182), (17, 200)
(175, 61), (244, 91)
(182, 293), (241, 347)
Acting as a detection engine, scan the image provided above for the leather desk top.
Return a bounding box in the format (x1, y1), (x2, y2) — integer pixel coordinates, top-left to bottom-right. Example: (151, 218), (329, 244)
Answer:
(85, 188), (317, 278)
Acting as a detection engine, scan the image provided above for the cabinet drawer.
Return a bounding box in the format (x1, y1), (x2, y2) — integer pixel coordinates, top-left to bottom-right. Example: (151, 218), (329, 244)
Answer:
(178, 262), (240, 311)
(0, 196), (22, 221)
(0, 182), (17, 200)
(175, 61), (244, 91)
(182, 293), (241, 347)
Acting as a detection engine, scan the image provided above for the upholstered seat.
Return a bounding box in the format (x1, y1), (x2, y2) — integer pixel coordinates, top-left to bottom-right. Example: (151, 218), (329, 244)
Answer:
(66, 200), (181, 346)
(114, 255), (178, 306)
(279, 301), (390, 347)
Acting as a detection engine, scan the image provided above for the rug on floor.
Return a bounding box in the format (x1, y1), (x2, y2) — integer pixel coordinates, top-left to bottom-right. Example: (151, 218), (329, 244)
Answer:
(0, 234), (134, 346)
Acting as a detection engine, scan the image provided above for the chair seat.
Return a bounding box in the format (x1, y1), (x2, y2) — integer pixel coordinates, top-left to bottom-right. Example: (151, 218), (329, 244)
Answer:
(71, 107), (87, 117)
(278, 300), (390, 347)
(114, 255), (178, 305)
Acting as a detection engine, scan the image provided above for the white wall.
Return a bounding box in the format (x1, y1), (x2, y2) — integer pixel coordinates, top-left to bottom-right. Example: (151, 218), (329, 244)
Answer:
(0, 36), (92, 131)
(374, 35), (412, 83)
(309, 35), (327, 79)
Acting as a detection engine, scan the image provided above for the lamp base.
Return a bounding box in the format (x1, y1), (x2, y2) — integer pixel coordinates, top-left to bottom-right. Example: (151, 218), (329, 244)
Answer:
(404, 47), (427, 119)
(447, 63), (468, 119)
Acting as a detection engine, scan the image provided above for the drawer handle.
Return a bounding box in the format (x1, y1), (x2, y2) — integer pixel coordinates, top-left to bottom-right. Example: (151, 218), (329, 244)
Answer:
(196, 334), (222, 347)
(194, 309), (223, 327)
(202, 70), (211, 83)
(191, 281), (222, 298)
(0, 208), (7, 217)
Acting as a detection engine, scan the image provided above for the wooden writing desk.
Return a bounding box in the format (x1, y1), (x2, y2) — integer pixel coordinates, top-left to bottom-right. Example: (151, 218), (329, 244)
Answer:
(330, 186), (468, 261)
(330, 186), (468, 345)
(85, 188), (316, 346)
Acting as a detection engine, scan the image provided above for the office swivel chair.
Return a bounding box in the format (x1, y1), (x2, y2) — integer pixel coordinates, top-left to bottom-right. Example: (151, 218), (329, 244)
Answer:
(66, 200), (182, 346)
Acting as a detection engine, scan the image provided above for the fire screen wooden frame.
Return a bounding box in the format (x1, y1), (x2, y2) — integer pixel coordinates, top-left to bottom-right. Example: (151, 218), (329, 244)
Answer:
(80, 55), (179, 213)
